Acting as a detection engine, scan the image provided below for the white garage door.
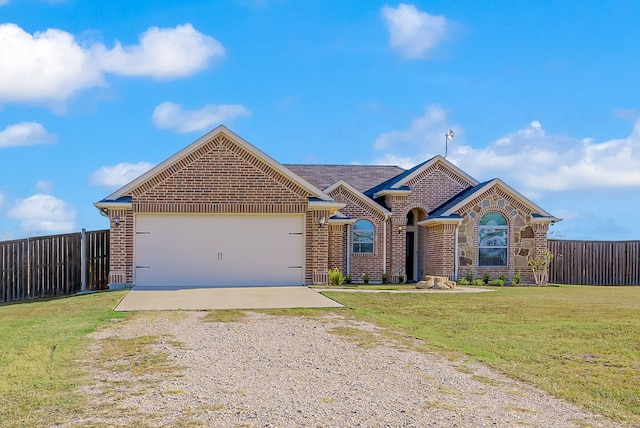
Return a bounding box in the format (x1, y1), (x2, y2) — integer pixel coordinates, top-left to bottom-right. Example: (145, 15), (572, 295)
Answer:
(134, 214), (304, 288)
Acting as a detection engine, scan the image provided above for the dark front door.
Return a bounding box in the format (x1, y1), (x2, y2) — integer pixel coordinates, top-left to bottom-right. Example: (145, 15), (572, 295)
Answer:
(405, 231), (415, 282)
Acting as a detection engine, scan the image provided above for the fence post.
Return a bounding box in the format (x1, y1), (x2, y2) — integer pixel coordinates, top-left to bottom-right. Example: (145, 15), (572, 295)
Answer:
(81, 228), (87, 293)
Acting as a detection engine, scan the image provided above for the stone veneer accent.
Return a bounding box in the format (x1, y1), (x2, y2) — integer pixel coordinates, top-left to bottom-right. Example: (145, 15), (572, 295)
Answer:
(455, 187), (549, 283)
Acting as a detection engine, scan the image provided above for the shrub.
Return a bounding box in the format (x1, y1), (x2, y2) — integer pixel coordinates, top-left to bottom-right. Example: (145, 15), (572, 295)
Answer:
(381, 272), (389, 283)
(483, 274), (490, 284)
(464, 273), (473, 283)
(344, 274), (352, 284)
(529, 250), (554, 285)
(472, 279), (484, 286)
(397, 272), (405, 283)
(362, 273), (370, 284)
(328, 268), (345, 286)
(513, 271), (522, 285)
(499, 275), (507, 282)
(457, 278), (471, 285)
(488, 279), (505, 286)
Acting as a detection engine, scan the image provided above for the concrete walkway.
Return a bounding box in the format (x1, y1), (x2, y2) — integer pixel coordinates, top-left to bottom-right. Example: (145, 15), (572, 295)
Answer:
(114, 286), (344, 311)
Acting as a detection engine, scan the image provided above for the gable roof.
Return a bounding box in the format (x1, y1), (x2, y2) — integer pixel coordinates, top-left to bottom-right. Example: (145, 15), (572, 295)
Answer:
(427, 178), (561, 223)
(285, 164), (405, 193)
(365, 155), (479, 198)
(324, 180), (392, 217)
(97, 125), (335, 206)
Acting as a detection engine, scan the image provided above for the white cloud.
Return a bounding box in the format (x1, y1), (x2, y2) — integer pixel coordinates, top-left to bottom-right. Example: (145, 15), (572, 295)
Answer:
(152, 101), (251, 133)
(89, 162), (154, 187)
(0, 24), (104, 103)
(373, 110), (640, 195)
(0, 0), (10, 5)
(0, 192), (4, 210)
(0, 23), (224, 104)
(8, 194), (76, 233)
(381, 3), (448, 59)
(0, 122), (56, 147)
(373, 105), (454, 154)
(95, 24), (224, 80)
(35, 180), (54, 194)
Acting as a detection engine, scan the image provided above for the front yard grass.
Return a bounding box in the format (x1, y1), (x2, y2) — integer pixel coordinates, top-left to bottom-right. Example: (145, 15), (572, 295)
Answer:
(322, 285), (640, 426)
(0, 291), (127, 427)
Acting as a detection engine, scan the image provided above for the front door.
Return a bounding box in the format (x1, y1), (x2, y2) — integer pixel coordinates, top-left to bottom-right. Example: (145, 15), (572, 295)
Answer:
(405, 231), (415, 282)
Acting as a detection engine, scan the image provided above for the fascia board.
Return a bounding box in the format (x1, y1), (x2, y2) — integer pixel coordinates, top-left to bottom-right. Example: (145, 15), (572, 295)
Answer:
(93, 201), (132, 210)
(308, 200), (347, 212)
(104, 125), (334, 202)
(437, 178), (557, 219)
(372, 189), (411, 199)
(392, 155), (479, 189)
(418, 217), (463, 227)
(325, 180), (392, 216)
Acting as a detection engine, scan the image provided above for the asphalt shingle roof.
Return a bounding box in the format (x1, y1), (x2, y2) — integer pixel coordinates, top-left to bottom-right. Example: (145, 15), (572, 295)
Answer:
(285, 164), (405, 193)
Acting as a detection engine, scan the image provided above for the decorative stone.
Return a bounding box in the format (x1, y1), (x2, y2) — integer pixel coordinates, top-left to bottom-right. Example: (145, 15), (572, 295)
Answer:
(521, 225), (534, 238)
(515, 255), (529, 268)
(521, 238), (534, 249)
(459, 257), (473, 266)
(518, 248), (530, 257)
(417, 275), (457, 290)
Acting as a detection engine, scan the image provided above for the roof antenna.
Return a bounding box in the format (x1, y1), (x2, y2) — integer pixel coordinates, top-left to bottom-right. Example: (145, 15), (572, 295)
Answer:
(444, 129), (454, 158)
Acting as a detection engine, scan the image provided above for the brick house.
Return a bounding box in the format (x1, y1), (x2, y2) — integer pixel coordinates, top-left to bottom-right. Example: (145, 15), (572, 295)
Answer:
(95, 125), (560, 288)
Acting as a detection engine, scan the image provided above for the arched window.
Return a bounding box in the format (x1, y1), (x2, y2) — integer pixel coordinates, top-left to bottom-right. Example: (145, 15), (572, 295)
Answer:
(478, 213), (508, 266)
(353, 220), (374, 254)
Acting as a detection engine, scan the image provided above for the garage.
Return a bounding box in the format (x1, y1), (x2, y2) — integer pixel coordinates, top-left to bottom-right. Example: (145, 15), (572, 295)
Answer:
(134, 214), (304, 288)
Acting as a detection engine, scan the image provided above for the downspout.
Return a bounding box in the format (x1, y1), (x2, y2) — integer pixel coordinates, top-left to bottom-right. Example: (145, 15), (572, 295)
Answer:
(454, 224), (459, 281)
(346, 223), (351, 275)
(382, 214), (389, 274)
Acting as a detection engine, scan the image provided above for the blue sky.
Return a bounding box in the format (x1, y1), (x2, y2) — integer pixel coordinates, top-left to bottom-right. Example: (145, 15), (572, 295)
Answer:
(1, 0), (639, 241)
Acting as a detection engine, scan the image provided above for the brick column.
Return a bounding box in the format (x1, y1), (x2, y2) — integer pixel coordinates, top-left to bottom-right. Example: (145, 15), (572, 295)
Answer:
(384, 195), (408, 279)
(328, 224), (345, 272)
(306, 209), (330, 284)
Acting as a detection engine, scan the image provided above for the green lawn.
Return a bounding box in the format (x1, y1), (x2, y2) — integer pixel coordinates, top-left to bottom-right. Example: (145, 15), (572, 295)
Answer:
(323, 285), (640, 426)
(1, 286), (638, 426)
(0, 291), (127, 427)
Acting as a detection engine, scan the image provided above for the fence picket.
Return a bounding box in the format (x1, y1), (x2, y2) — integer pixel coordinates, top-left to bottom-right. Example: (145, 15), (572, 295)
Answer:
(0, 230), (109, 303)
(548, 239), (640, 285)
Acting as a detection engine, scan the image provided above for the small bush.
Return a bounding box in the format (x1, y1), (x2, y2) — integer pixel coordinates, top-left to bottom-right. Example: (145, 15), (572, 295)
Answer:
(457, 278), (471, 285)
(488, 279), (505, 286)
(472, 279), (484, 286)
(362, 273), (370, 284)
(328, 268), (345, 286)
(464, 273), (473, 283)
(397, 272), (405, 283)
(344, 274), (352, 284)
(499, 275), (507, 282)
(483, 274), (490, 284)
(381, 272), (389, 283)
(513, 272), (522, 285)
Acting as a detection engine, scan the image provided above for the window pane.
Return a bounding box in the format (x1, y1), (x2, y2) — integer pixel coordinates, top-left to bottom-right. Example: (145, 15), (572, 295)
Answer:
(479, 212), (507, 226)
(479, 248), (507, 266)
(353, 219), (374, 253)
(479, 228), (507, 247)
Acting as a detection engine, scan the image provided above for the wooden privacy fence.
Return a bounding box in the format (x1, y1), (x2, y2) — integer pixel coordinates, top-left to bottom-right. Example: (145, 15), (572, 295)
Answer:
(548, 239), (640, 285)
(0, 229), (109, 303)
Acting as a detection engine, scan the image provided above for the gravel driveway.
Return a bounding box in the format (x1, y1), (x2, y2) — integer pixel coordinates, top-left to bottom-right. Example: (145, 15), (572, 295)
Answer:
(75, 311), (615, 427)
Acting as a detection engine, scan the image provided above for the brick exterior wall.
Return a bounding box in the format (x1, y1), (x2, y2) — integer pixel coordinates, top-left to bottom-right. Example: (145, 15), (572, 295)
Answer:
(107, 133), (315, 286)
(104, 135), (552, 288)
(328, 224), (345, 273)
(327, 186), (386, 283)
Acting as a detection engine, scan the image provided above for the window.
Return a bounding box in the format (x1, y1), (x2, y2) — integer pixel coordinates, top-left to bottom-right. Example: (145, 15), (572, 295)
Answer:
(478, 212), (508, 266)
(353, 220), (374, 253)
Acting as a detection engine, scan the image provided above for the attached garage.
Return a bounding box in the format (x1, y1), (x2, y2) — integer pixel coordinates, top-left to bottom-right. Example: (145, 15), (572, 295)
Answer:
(95, 126), (343, 289)
(134, 214), (304, 288)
